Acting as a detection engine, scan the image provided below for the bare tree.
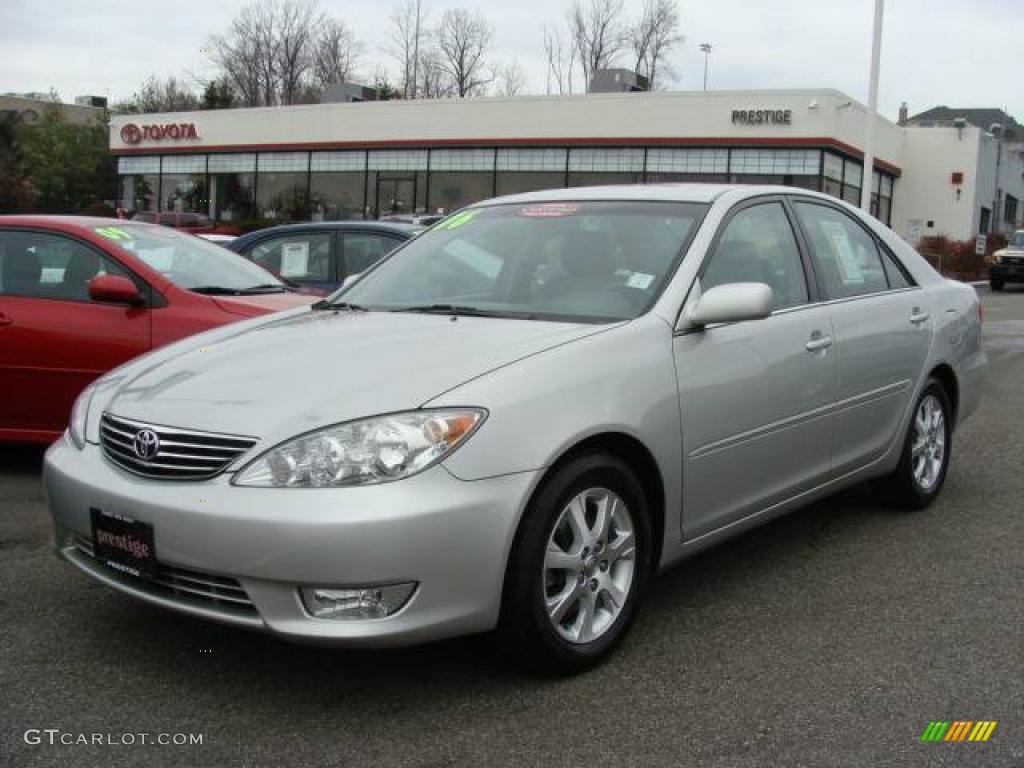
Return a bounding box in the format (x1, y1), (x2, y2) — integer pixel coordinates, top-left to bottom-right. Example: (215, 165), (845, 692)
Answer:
(387, 1), (426, 98)
(211, 3), (271, 106)
(212, 0), (346, 106)
(543, 26), (576, 95)
(417, 49), (451, 99)
(313, 17), (362, 86)
(493, 61), (527, 97)
(122, 76), (200, 113)
(569, 0), (625, 90)
(275, 0), (321, 104)
(628, 0), (682, 89)
(437, 9), (493, 97)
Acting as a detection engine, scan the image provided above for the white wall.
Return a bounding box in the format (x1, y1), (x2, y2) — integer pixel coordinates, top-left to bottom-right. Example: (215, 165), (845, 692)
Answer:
(892, 125), (984, 242)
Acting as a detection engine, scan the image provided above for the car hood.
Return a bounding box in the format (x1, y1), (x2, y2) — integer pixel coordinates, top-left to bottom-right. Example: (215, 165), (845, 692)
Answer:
(106, 310), (614, 441)
(212, 292), (318, 316)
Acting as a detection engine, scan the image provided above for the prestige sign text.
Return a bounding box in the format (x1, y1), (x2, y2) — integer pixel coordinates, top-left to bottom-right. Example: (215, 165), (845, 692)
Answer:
(731, 109), (793, 126)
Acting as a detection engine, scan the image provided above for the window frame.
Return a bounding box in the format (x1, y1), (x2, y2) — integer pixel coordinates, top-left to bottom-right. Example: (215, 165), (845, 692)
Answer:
(692, 194), (821, 312)
(787, 196), (918, 302)
(0, 227), (155, 307)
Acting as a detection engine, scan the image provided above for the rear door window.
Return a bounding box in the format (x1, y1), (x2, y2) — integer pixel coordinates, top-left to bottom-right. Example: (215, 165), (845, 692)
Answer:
(794, 202), (889, 299)
(247, 233), (333, 283)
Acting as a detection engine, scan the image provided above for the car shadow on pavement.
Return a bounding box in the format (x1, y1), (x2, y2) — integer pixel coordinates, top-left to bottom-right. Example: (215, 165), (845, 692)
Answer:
(0, 444), (48, 475)
(63, 480), (892, 713)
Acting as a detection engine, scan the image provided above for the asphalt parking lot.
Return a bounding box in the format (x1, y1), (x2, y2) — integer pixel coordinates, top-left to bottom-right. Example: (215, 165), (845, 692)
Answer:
(1, 286), (1022, 768)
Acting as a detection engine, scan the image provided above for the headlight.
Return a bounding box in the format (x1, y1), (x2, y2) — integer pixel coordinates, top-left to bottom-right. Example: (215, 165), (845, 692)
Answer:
(67, 382), (97, 449)
(233, 409), (486, 488)
(993, 251), (1006, 264)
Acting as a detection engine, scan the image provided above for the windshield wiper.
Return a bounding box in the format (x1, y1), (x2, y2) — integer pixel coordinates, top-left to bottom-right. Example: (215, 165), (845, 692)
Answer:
(237, 284), (289, 294)
(389, 304), (509, 317)
(311, 300), (369, 312)
(189, 285), (239, 295)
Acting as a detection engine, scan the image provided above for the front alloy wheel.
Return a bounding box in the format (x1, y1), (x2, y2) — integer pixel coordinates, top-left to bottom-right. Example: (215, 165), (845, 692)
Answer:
(500, 453), (651, 674)
(543, 488), (636, 644)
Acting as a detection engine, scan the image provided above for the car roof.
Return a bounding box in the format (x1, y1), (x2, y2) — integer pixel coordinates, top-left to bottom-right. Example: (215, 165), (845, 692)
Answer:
(231, 220), (419, 245)
(476, 183), (837, 207)
(0, 214), (131, 230)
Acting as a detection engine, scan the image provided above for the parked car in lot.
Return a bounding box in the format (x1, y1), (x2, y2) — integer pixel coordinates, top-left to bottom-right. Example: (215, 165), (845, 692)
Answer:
(989, 229), (1024, 290)
(131, 211), (240, 237)
(228, 221), (418, 295)
(43, 186), (985, 673)
(0, 216), (314, 444)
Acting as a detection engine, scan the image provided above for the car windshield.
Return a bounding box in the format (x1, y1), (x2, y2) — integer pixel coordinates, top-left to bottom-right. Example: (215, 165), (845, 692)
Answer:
(339, 201), (707, 322)
(1012, 232), (1024, 249)
(92, 223), (286, 293)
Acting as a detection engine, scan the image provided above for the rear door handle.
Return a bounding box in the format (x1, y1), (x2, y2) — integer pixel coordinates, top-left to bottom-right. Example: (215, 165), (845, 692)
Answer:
(806, 332), (833, 352)
(0, 312), (11, 327)
(910, 308), (930, 325)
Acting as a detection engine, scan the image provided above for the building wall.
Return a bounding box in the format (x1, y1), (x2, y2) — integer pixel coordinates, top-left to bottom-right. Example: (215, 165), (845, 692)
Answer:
(894, 126), (1024, 242)
(0, 95), (103, 126)
(108, 89), (905, 170)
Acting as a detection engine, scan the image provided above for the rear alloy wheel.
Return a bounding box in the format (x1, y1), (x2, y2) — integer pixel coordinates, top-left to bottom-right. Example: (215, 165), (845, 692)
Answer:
(876, 378), (952, 509)
(500, 453), (651, 674)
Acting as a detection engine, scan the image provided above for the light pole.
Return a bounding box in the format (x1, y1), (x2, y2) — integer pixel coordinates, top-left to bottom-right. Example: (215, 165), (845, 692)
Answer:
(859, 0), (884, 214)
(700, 43), (712, 91)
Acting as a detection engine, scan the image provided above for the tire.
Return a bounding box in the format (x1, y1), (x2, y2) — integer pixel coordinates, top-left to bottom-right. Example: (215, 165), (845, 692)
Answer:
(990, 278), (1004, 291)
(498, 453), (652, 674)
(875, 378), (953, 510)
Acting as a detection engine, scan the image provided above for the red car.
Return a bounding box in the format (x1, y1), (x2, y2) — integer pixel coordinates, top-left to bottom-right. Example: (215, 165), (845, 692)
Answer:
(0, 216), (315, 444)
(131, 211), (240, 237)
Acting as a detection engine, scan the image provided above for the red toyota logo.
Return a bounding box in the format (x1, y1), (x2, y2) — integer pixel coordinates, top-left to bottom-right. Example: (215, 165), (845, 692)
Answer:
(120, 124), (142, 144)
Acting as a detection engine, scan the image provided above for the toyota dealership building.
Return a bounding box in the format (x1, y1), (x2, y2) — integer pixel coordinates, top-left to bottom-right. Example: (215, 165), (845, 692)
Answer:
(108, 88), (1024, 243)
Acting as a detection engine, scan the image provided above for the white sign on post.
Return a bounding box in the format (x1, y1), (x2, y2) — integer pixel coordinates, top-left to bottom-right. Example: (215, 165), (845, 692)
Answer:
(975, 235), (987, 256)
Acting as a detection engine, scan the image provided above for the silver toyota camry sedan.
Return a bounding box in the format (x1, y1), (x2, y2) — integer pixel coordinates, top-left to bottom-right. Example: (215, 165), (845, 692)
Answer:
(44, 185), (985, 673)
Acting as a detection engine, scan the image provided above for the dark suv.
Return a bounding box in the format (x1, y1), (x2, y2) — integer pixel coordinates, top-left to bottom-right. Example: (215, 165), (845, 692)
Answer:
(990, 230), (1024, 291)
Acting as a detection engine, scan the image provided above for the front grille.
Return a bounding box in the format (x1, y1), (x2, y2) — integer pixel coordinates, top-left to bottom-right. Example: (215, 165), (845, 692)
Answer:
(72, 536), (260, 620)
(100, 413), (257, 481)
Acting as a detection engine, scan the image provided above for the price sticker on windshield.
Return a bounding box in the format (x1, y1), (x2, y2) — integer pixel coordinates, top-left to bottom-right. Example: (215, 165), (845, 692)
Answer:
(518, 203), (579, 218)
(434, 209), (481, 231)
(94, 226), (132, 241)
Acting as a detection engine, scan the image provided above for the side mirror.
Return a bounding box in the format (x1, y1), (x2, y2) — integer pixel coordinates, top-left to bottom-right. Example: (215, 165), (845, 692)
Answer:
(340, 272), (361, 290)
(88, 275), (144, 305)
(687, 282), (774, 328)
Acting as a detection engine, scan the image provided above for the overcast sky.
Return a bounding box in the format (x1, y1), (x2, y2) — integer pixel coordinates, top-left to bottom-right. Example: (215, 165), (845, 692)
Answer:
(2, 0), (1021, 122)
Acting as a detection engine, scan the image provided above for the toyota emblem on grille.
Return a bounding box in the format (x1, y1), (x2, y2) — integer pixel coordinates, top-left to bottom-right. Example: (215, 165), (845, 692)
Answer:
(133, 429), (160, 461)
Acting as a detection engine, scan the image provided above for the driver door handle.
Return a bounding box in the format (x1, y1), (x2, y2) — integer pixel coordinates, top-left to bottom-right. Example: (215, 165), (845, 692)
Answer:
(910, 308), (930, 325)
(805, 332), (833, 352)
(0, 312), (12, 327)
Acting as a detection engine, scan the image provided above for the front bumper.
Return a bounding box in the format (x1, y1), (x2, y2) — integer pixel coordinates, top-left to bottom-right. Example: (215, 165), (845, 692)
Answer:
(44, 437), (540, 646)
(990, 263), (1024, 282)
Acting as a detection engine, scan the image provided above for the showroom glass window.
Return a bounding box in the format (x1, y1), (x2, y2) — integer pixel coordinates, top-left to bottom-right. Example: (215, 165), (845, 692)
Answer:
(645, 148), (729, 184)
(256, 152), (310, 222)
(567, 148), (644, 187)
(495, 149), (567, 197)
(311, 151), (367, 220)
(427, 150), (495, 215)
(209, 154), (256, 224)
(368, 150), (427, 218)
(822, 153), (843, 200)
(729, 149), (822, 192)
(160, 155), (207, 214)
(118, 157), (159, 212)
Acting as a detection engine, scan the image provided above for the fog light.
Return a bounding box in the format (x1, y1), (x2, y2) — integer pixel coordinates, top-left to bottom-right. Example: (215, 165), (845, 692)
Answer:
(301, 583), (416, 620)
